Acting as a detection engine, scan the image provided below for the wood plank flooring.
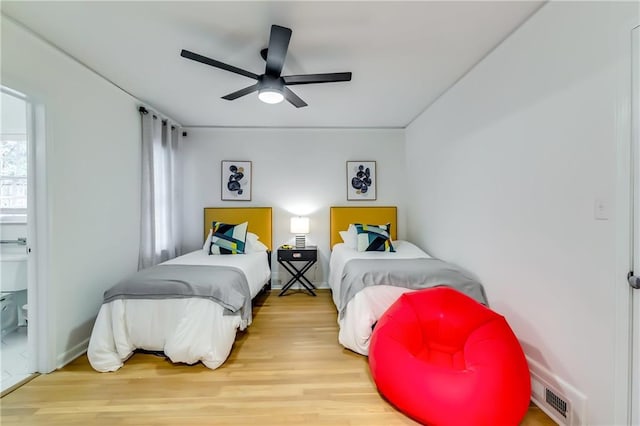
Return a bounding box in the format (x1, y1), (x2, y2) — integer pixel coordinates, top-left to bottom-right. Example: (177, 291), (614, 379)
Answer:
(0, 289), (556, 425)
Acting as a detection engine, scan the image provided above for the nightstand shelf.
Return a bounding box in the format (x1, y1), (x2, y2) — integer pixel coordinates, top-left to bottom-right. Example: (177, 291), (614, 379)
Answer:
(277, 246), (317, 296)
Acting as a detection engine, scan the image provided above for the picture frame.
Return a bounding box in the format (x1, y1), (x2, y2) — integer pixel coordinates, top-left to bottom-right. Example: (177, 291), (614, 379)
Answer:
(346, 161), (376, 201)
(221, 160), (252, 201)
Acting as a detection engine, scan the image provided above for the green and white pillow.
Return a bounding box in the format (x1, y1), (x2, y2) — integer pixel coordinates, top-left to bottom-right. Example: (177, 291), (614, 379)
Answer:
(209, 221), (248, 255)
(354, 223), (395, 252)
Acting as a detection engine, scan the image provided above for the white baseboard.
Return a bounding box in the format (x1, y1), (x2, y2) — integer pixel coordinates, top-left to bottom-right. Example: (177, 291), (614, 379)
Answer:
(271, 279), (329, 290)
(56, 337), (89, 369)
(527, 357), (587, 426)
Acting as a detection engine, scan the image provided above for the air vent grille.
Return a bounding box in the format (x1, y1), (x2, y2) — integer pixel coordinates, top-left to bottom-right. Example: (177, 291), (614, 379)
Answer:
(528, 358), (586, 426)
(545, 387), (568, 418)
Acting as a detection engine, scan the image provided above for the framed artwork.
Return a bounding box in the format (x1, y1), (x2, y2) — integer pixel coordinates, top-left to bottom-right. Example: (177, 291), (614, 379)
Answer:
(346, 161), (376, 201)
(221, 160), (252, 201)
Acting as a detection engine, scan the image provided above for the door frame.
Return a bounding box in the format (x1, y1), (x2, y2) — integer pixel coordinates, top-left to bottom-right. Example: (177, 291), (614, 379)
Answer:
(630, 24), (640, 426)
(14, 85), (56, 375)
(0, 85), (53, 377)
(613, 21), (639, 426)
(29, 101), (55, 374)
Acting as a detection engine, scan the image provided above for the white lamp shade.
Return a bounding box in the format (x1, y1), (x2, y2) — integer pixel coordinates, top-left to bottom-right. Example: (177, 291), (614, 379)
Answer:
(290, 217), (310, 234)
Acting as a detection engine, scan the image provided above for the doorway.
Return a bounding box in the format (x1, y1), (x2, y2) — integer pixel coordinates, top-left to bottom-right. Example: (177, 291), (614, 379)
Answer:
(0, 87), (35, 394)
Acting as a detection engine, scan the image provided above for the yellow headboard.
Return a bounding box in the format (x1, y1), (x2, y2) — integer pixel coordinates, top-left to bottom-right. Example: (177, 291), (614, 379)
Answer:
(204, 207), (273, 251)
(330, 206), (397, 249)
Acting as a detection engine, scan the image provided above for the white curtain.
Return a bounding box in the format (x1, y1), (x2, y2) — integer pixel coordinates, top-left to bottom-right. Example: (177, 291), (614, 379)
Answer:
(138, 108), (182, 270)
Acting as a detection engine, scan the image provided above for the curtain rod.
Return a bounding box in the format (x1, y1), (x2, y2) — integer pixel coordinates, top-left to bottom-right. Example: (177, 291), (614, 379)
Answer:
(138, 106), (187, 136)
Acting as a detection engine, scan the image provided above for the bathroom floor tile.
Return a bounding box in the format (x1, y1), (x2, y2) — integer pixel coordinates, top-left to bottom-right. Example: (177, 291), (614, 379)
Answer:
(0, 326), (31, 393)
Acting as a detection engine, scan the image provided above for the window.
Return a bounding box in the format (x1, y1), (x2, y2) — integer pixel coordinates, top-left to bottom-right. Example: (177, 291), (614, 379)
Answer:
(1, 90), (29, 222)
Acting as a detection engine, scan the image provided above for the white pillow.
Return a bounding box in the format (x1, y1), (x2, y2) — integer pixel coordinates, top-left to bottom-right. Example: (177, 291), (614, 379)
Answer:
(246, 231), (259, 247)
(203, 229), (212, 251)
(339, 225), (357, 249)
(247, 239), (268, 253)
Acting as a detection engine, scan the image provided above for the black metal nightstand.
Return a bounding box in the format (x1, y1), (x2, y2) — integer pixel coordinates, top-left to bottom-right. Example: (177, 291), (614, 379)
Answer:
(277, 246), (317, 296)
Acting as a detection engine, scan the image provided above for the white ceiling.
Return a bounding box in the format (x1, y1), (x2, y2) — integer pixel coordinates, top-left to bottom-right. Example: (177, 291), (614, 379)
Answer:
(1, 1), (544, 128)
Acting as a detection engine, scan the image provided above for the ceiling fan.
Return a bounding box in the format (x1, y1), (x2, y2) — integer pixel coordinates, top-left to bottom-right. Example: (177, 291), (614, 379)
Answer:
(180, 24), (352, 108)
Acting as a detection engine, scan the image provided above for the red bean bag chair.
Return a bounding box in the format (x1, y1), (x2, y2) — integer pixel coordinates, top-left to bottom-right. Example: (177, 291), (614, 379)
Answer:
(369, 286), (530, 426)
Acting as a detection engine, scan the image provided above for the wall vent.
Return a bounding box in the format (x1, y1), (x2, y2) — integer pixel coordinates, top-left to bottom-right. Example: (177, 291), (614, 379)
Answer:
(528, 357), (587, 426)
(531, 375), (572, 426)
(545, 386), (569, 419)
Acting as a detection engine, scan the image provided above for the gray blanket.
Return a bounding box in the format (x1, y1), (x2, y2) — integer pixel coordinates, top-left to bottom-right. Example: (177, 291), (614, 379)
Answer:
(104, 264), (252, 326)
(339, 258), (487, 318)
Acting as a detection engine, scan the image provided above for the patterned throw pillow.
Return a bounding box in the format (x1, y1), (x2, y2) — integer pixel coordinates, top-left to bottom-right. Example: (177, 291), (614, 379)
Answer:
(209, 221), (248, 255)
(354, 223), (395, 252)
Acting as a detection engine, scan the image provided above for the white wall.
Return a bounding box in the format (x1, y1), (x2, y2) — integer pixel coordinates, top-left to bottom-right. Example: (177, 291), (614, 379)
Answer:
(405, 2), (638, 424)
(1, 17), (141, 368)
(181, 127), (405, 287)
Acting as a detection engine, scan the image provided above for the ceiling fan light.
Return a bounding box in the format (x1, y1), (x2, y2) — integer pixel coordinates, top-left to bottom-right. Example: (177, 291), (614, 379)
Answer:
(258, 88), (284, 104)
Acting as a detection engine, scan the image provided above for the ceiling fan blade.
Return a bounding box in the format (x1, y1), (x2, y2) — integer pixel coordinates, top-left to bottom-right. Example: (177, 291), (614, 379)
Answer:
(265, 25), (292, 77)
(283, 72), (352, 85)
(283, 87), (307, 108)
(181, 49), (259, 80)
(221, 83), (261, 100)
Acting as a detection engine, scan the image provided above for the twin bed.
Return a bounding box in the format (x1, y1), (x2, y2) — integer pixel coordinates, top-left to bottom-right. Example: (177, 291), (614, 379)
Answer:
(88, 205), (486, 372)
(88, 207), (272, 372)
(328, 206), (487, 356)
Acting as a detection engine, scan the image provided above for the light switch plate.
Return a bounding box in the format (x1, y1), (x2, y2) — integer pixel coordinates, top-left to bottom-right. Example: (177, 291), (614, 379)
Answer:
(594, 198), (609, 220)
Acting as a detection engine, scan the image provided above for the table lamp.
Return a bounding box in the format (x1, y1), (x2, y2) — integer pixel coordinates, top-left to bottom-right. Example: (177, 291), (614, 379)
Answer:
(290, 216), (309, 249)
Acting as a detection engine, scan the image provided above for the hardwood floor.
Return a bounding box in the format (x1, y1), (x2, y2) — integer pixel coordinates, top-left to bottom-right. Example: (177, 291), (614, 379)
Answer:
(0, 290), (557, 425)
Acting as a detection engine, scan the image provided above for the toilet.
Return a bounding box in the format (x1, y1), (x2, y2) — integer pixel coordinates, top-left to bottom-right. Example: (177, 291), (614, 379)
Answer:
(0, 253), (27, 335)
(1, 293), (19, 336)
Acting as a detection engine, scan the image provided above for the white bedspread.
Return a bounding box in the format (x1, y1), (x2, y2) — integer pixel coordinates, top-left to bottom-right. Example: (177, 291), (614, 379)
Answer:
(329, 241), (431, 356)
(88, 250), (270, 372)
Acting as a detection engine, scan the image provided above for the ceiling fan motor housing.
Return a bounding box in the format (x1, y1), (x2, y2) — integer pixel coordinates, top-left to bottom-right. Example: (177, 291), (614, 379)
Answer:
(259, 74), (284, 93)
